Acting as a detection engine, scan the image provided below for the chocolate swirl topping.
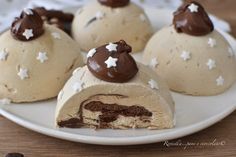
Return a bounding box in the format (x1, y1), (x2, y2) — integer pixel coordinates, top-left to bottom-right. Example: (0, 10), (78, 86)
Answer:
(87, 40), (138, 83)
(173, 1), (214, 36)
(98, 0), (130, 8)
(11, 9), (44, 41)
(34, 7), (74, 34)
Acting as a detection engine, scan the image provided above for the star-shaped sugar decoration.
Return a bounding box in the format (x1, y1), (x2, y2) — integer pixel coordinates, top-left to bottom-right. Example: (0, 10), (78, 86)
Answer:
(180, 51), (191, 61)
(104, 56), (118, 68)
(36, 52), (48, 63)
(57, 90), (64, 100)
(106, 43), (118, 52)
(0, 98), (11, 105)
(51, 32), (61, 39)
(206, 59), (216, 70)
(87, 48), (96, 58)
(208, 38), (216, 48)
(149, 58), (158, 68)
(23, 8), (33, 15)
(95, 11), (105, 19)
(148, 79), (159, 90)
(17, 68), (29, 80)
(0, 49), (9, 61)
(188, 3), (199, 13)
(72, 82), (84, 93)
(22, 29), (34, 40)
(216, 76), (224, 86)
(228, 47), (234, 57)
(139, 14), (146, 22)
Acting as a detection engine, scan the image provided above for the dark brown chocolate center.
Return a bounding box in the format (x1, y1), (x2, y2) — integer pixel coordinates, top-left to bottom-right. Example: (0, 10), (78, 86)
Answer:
(11, 9), (44, 41)
(87, 40), (138, 83)
(98, 0), (130, 8)
(173, 1), (214, 36)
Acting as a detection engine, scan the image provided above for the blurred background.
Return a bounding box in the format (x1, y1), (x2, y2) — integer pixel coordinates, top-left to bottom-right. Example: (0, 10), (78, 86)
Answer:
(0, 0), (235, 37)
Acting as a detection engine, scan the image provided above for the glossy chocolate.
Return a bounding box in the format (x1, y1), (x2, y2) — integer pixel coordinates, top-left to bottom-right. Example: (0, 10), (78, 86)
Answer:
(11, 9), (44, 41)
(173, 1), (214, 36)
(87, 40), (138, 83)
(98, 0), (130, 8)
(34, 7), (74, 34)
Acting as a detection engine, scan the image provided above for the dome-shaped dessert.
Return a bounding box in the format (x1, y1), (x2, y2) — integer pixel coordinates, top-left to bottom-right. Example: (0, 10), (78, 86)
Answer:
(0, 9), (84, 102)
(142, 1), (236, 95)
(72, 0), (153, 52)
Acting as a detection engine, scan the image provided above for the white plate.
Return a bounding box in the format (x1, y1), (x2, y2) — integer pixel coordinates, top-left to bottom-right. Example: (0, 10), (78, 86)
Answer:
(0, 7), (236, 145)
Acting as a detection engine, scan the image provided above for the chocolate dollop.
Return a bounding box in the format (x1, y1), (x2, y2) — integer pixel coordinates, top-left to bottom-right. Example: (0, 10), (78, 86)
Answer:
(11, 9), (44, 41)
(87, 40), (138, 83)
(98, 0), (130, 8)
(173, 1), (214, 36)
(34, 7), (74, 34)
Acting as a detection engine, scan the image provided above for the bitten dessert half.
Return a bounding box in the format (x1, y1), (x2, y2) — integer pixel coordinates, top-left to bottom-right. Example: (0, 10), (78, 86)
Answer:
(72, 0), (153, 52)
(55, 40), (175, 129)
(142, 1), (236, 96)
(0, 9), (84, 103)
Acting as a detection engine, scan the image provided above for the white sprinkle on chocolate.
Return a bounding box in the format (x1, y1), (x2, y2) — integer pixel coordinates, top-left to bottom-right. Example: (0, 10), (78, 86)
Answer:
(23, 29), (34, 40)
(106, 43), (118, 52)
(104, 56), (118, 68)
(24, 8), (33, 15)
(87, 48), (96, 58)
(188, 3), (199, 13)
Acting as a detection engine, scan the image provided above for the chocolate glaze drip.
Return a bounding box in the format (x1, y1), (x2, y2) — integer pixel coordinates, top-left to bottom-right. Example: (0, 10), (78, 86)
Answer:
(87, 40), (138, 83)
(173, 1), (214, 36)
(11, 9), (44, 41)
(98, 0), (130, 8)
(34, 7), (74, 34)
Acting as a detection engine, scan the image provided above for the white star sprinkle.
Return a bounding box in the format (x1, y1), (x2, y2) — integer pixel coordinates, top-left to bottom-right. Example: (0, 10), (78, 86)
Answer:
(17, 68), (29, 80)
(24, 8), (33, 15)
(139, 14), (146, 22)
(0, 49), (9, 61)
(57, 90), (64, 100)
(228, 47), (234, 57)
(216, 76), (224, 86)
(87, 48), (96, 58)
(149, 58), (158, 68)
(106, 43), (118, 52)
(95, 11), (105, 19)
(23, 29), (34, 40)
(51, 32), (61, 39)
(104, 56), (118, 68)
(180, 51), (191, 61)
(206, 59), (216, 70)
(72, 67), (82, 76)
(148, 79), (159, 90)
(188, 3), (199, 13)
(37, 52), (48, 63)
(72, 82), (84, 93)
(208, 38), (216, 48)
(0, 98), (11, 105)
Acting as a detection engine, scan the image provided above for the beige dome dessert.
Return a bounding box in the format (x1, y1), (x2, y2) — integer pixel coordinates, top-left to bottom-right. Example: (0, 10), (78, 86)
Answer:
(142, 1), (236, 96)
(55, 40), (175, 129)
(0, 9), (83, 103)
(72, 0), (153, 52)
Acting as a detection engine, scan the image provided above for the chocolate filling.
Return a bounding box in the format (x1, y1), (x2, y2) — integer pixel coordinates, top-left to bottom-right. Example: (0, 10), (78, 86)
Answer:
(58, 98), (152, 128)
